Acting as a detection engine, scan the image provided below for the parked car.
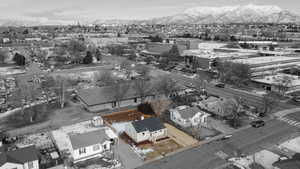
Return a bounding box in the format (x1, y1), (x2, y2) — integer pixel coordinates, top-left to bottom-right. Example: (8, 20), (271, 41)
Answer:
(292, 96), (300, 102)
(215, 83), (225, 88)
(250, 120), (265, 128)
(217, 134), (233, 141)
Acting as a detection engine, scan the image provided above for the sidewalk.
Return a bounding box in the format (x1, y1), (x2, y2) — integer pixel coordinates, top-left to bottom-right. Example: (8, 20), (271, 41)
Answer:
(274, 108), (300, 118)
(116, 139), (144, 169)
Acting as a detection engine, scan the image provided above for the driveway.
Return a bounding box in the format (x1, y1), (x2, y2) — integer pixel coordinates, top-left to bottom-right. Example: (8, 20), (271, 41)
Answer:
(116, 139), (143, 169)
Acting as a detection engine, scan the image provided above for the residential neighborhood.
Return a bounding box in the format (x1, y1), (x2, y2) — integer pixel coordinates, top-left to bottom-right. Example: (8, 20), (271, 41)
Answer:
(1, 1), (300, 169)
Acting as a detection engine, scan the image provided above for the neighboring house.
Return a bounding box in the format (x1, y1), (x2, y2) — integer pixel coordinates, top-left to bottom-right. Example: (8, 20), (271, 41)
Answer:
(76, 79), (188, 112)
(0, 145), (39, 169)
(196, 96), (231, 118)
(69, 129), (113, 163)
(273, 159), (300, 169)
(125, 117), (167, 144)
(77, 85), (155, 112)
(170, 106), (210, 128)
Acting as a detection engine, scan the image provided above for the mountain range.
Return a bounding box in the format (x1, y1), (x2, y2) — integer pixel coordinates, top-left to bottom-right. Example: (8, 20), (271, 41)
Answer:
(1, 4), (300, 26)
(145, 4), (300, 24)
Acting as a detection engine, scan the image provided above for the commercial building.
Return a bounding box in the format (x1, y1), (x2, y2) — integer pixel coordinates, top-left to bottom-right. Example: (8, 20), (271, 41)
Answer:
(252, 73), (300, 94)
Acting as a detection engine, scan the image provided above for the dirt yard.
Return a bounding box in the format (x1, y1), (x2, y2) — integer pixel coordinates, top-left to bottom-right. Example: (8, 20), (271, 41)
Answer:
(138, 138), (182, 161)
(164, 123), (198, 147)
(102, 109), (152, 124)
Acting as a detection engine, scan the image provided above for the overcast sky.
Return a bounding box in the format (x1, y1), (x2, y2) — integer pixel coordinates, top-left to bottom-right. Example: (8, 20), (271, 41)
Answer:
(1, 0), (300, 24)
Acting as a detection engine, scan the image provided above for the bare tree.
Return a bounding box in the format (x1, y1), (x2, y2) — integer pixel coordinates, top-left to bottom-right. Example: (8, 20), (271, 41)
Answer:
(52, 76), (71, 108)
(135, 65), (150, 78)
(134, 79), (152, 103)
(233, 95), (247, 110)
(0, 49), (8, 64)
(15, 77), (31, 101)
(41, 75), (56, 104)
(275, 75), (292, 95)
(8, 88), (24, 113)
(120, 60), (132, 79)
(155, 76), (178, 97)
(193, 78), (207, 94)
(224, 98), (241, 128)
(96, 70), (115, 86)
(190, 123), (201, 140)
(112, 82), (131, 108)
(150, 96), (172, 120)
(261, 92), (279, 116)
(57, 39), (87, 64)
(216, 62), (251, 87)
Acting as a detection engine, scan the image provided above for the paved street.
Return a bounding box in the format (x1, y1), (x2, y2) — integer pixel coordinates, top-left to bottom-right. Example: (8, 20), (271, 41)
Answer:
(116, 139), (143, 169)
(136, 119), (299, 169)
(166, 71), (296, 110)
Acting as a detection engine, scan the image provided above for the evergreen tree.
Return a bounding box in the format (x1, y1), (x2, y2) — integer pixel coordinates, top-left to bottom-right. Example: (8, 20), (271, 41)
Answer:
(13, 53), (26, 66)
(95, 49), (102, 61)
(168, 44), (181, 61)
(83, 51), (93, 64)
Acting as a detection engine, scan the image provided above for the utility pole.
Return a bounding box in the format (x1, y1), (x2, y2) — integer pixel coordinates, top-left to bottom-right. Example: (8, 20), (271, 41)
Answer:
(60, 79), (65, 109)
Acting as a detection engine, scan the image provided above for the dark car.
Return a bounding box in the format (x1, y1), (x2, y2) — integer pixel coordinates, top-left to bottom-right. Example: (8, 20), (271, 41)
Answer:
(250, 120), (265, 128)
(215, 83), (225, 88)
(292, 96), (300, 102)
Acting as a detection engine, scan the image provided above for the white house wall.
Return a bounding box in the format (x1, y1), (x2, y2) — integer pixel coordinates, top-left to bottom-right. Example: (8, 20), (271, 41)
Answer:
(23, 160), (39, 169)
(150, 129), (168, 142)
(72, 142), (110, 162)
(0, 162), (23, 169)
(126, 123), (151, 143)
(170, 111), (189, 127)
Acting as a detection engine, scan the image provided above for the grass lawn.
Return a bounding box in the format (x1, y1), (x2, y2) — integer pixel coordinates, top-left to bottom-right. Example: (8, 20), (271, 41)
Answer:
(1, 101), (60, 130)
(3, 103), (96, 136)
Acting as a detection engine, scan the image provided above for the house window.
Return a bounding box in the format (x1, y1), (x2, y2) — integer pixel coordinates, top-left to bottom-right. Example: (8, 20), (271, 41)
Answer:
(28, 161), (34, 169)
(93, 144), (100, 151)
(79, 148), (86, 155)
(134, 98), (137, 103)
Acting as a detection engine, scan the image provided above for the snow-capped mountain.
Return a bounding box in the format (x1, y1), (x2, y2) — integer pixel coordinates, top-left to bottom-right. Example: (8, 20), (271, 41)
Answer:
(0, 4), (299, 26)
(149, 4), (300, 24)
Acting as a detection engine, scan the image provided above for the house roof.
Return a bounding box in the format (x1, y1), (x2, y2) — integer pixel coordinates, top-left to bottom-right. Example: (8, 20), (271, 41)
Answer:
(69, 129), (110, 150)
(199, 97), (231, 117)
(131, 117), (165, 133)
(77, 83), (148, 106)
(177, 106), (202, 119)
(273, 159), (300, 169)
(0, 145), (38, 167)
(77, 80), (186, 107)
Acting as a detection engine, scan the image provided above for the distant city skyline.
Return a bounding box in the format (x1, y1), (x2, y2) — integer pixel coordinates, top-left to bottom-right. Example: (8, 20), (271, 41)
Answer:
(1, 0), (300, 24)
